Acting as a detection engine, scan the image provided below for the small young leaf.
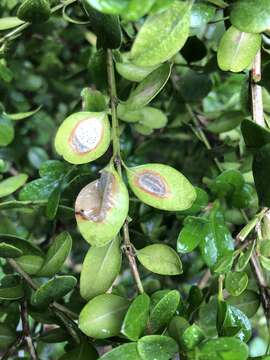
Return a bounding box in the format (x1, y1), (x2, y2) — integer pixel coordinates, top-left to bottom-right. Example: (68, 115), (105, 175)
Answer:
(0, 115), (14, 147)
(207, 111), (244, 134)
(126, 163), (196, 211)
(131, 1), (191, 66)
(217, 26), (261, 72)
(81, 88), (107, 112)
(179, 324), (205, 350)
(79, 294), (129, 339)
(177, 216), (208, 254)
(137, 335), (178, 360)
(121, 293), (150, 341)
(80, 237), (122, 300)
(38, 232), (72, 277)
(0, 174), (28, 198)
(123, 63), (171, 110)
(32, 276), (77, 307)
(137, 244), (182, 275)
(116, 60), (157, 82)
(0, 17), (24, 31)
(6, 106), (42, 121)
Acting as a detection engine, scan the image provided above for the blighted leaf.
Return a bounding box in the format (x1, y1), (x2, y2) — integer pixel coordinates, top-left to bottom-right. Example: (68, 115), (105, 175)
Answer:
(75, 165), (129, 246)
(38, 232), (72, 277)
(0, 17), (24, 31)
(137, 244), (182, 275)
(149, 290), (180, 333)
(121, 293), (150, 341)
(253, 143), (270, 207)
(17, 0), (51, 23)
(123, 63), (171, 110)
(79, 294), (129, 339)
(198, 337), (249, 360)
(177, 216), (208, 254)
(100, 343), (141, 360)
(126, 163), (196, 211)
(217, 26), (261, 73)
(81, 1), (122, 49)
(0, 115), (14, 147)
(116, 60), (157, 82)
(32, 276), (77, 307)
(58, 340), (98, 360)
(80, 237), (122, 300)
(0, 275), (24, 300)
(55, 112), (111, 164)
(241, 119), (270, 149)
(225, 271), (248, 296)
(137, 335), (178, 360)
(227, 290), (260, 318)
(230, 0), (270, 34)
(131, 1), (191, 66)
(207, 111), (244, 134)
(0, 324), (16, 349)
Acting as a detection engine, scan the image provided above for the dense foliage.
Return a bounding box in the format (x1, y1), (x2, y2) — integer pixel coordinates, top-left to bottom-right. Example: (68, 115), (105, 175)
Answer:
(0, 0), (270, 359)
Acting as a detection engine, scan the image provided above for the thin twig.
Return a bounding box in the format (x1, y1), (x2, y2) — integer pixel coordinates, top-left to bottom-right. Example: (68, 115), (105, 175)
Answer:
(106, 49), (144, 294)
(7, 258), (78, 319)
(1, 335), (23, 360)
(21, 300), (38, 360)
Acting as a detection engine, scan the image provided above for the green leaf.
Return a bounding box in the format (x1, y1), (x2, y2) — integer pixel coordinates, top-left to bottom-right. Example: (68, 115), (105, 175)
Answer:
(123, 0), (156, 21)
(123, 63), (171, 110)
(259, 254), (270, 271)
(235, 242), (255, 272)
(253, 143), (270, 207)
(0, 61), (13, 82)
(0, 115), (14, 147)
(200, 210), (234, 268)
(227, 290), (260, 318)
(79, 294), (129, 339)
(100, 343), (141, 360)
(0, 324), (16, 349)
(17, 0), (51, 23)
(116, 58), (157, 82)
(0, 243), (23, 258)
(58, 340), (98, 360)
(6, 106), (42, 121)
(0, 17), (24, 31)
(178, 70), (212, 102)
(137, 244), (182, 275)
(197, 337), (249, 360)
(137, 335), (178, 360)
(210, 170), (244, 198)
(39, 328), (69, 343)
(241, 119), (270, 149)
(168, 316), (189, 343)
(81, 88), (107, 112)
(121, 293), (150, 341)
(0, 275), (24, 300)
(131, 1), (191, 66)
(16, 254), (44, 275)
(190, 3), (215, 31)
(82, 1), (122, 49)
(38, 232), (72, 277)
(207, 111), (244, 134)
(0, 174), (28, 198)
(126, 163), (196, 211)
(230, 0), (270, 34)
(225, 271), (248, 296)
(177, 216), (208, 253)
(32, 275), (77, 307)
(81, 0), (128, 14)
(45, 178), (63, 220)
(149, 290), (180, 333)
(80, 238), (122, 300)
(217, 26), (261, 72)
(179, 324), (205, 351)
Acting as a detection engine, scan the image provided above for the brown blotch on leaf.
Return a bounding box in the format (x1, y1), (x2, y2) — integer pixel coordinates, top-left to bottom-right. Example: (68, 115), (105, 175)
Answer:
(135, 170), (169, 198)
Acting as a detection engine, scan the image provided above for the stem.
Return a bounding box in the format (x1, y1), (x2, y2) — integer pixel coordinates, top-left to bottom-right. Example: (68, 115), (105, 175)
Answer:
(7, 258), (78, 319)
(106, 49), (144, 294)
(218, 274), (224, 302)
(251, 51), (265, 127)
(0, 0), (77, 45)
(21, 300), (38, 360)
(186, 104), (223, 172)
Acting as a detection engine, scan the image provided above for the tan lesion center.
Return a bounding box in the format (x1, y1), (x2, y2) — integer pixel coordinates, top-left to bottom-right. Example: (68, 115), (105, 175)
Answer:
(136, 170), (169, 198)
(69, 117), (104, 154)
(75, 171), (116, 223)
